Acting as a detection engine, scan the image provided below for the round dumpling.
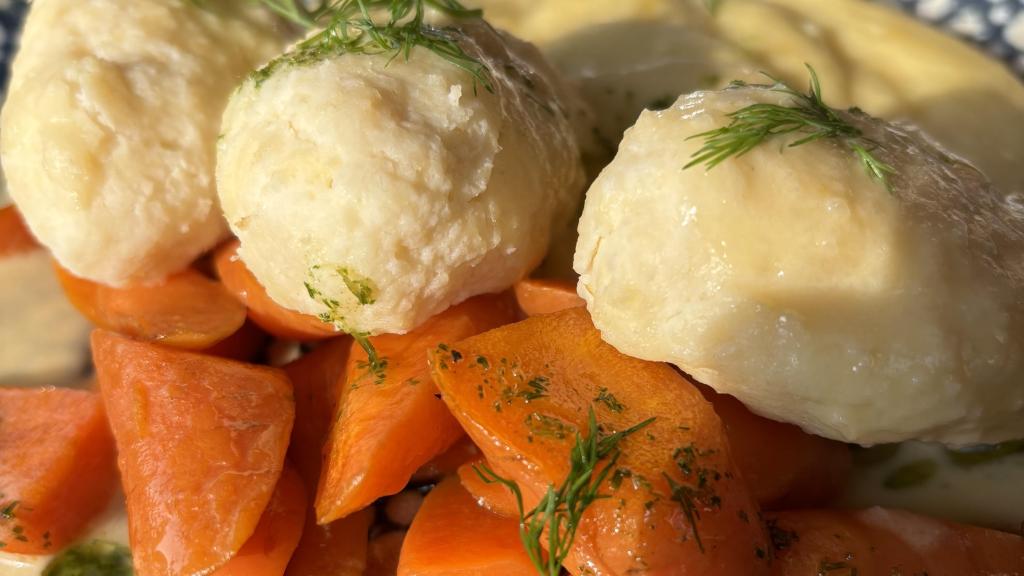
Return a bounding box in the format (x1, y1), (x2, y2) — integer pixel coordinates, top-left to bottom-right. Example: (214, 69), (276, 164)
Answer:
(217, 20), (586, 335)
(1, 0), (287, 285)
(574, 86), (1024, 445)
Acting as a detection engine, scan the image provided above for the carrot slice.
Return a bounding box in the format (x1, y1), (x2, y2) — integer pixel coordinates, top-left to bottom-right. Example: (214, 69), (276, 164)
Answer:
(286, 508), (373, 576)
(57, 264), (247, 349)
(214, 240), (338, 341)
(0, 205), (40, 257)
(513, 278), (584, 318)
(412, 436), (481, 483)
(93, 330), (294, 576)
(768, 508), (1024, 575)
(700, 386), (852, 509)
(0, 388), (117, 554)
(429, 307), (771, 576)
(283, 337), (353, 487)
(316, 293), (518, 524)
(398, 476), (535, 576)
(213, 466), (307, 576)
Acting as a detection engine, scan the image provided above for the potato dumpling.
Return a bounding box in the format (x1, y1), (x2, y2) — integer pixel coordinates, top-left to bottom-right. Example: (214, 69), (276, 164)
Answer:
(217, 20), (586, 335)
(575, 86), (1024, 445)
(1, 0), (287, 285)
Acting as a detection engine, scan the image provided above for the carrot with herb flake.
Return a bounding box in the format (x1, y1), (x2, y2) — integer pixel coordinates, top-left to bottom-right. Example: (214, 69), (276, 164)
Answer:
(429, 307), (770, 575)
(316, 293), (518, 523)
(0, 388), (117, 554)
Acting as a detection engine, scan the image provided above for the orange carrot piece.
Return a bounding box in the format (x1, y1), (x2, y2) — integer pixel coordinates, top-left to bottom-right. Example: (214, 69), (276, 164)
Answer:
(700, 386), (852, 509)
(0, 205), (39, 257)
(0, 388), (117, 554)
(283, 337), (353, 488)
(204, 320), (270, 362)
(768, 508), (1024, 575)
(411, 436), (481, 483)
(57, 264), (247, 350)
(93, 330), (294, 576)
(316, 293), (518, 524)
(213, 466), (307, 576)
(513, 278), (584, 318)
(398, 477), (535, 576)
(214, 240), (338, 341)
(430, 307), (771, 576)
(457, 460), (517, 518)
(286, 508), (373, 576)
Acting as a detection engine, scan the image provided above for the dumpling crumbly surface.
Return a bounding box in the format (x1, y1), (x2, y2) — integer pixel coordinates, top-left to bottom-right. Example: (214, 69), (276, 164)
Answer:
(575, 86), (1024, 445)
(0, 0), (287, 285)
(217, 20), (586, 335)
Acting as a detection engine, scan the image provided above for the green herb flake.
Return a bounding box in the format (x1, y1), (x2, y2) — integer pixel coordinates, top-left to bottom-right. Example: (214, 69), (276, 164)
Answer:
(883, 459), (937, 490)
(685, 65), (894, 190)
(594, 387), (625, 413)
(338, 267), (377, 305)
(43, 540), (133, 576)
(524, 413), (575, 440)
(474, 409), (655, 575)
(945, 440), (1024, 468)
(0, 501), (18, 520)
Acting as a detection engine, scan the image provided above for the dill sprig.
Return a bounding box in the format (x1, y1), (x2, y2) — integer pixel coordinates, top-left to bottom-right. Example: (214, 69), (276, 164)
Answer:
(474, 409), (656, 575)
(250, 0), (491, 89)
(685, 65), (894, 189)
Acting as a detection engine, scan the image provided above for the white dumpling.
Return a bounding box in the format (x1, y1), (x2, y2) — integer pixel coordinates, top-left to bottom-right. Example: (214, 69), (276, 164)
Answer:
(0, 0), (287, 285)
(217, 20), (586, 335)
(575, 86), (1024, 445)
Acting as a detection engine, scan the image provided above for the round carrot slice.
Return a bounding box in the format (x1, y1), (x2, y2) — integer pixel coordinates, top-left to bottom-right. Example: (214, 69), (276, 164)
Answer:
(214, 240), (337, 341)
(56, 264), (247, 349)
(93, 330), (294, 576)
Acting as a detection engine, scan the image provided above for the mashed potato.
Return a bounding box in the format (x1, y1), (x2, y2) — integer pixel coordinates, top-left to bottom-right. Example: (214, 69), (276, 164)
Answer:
(575, 86), (1024, 445)
(0, 0), (286, 286)
(218, 21), (586, 335)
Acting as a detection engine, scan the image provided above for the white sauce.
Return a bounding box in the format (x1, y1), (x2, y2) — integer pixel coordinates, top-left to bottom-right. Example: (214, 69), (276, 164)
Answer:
(0, 251), (91, 387)
(842, 442), (1024, 532)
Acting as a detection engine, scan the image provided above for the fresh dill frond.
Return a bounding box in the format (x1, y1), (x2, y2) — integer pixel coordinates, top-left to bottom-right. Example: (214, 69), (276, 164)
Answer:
(474, 409), (656, 575)
(250, 0), (491, 90)
(305, 265), (387, 382)
(685, 65), (894, 189)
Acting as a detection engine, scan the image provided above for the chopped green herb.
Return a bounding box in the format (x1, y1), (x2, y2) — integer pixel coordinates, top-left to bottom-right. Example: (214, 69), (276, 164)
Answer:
(524, 413), (575, 440)
(766, 518), (799, 551)
(43, 540), (133, 576)
(475, 355), (490, 370)
(817, 559), (858, 575)
(249, 0), (492, 90)
(883, 459), (937, 490)
(685, 65), (894, 190)
(474, 409), (655, 576)
(338, 267), (377, 305)
(0, 501), (18, 520)
(594, 387), (625, 413)
(945, 440), (1024, 468)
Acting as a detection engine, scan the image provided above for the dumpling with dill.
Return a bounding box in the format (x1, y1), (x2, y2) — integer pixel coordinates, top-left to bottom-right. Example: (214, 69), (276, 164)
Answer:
(574, 69), (1024, 446)
(216, 2), (587, 336)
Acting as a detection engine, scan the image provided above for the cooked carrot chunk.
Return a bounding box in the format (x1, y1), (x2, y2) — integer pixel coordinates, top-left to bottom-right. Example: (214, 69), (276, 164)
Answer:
(513, 278), (584, 318)
(286, 508), (373, 576)
(316, 293), (518, 524)
(214, 240), (338, 341)
(213, 466), (307, 576)
(93, 330), (294, 576)
(428, 309), (770, 573)
(0, 388), (117, 554)
(398, 476), (535, 576)
(0, 205), (39, 257)
(283, 336), (353, 488)
(57, 265), (247, 349)
(429, 307), (770, 575)
(768, 508), (1024, 575)
(700, 386), (852, 509)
